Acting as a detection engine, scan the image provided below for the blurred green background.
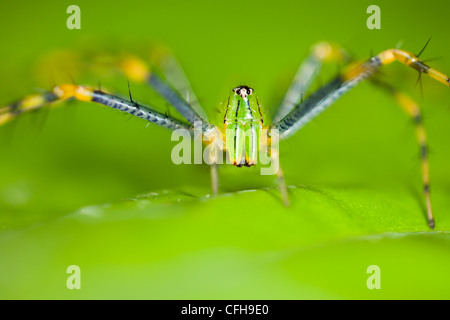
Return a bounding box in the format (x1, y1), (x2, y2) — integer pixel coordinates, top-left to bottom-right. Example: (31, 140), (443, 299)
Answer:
(0, 0), (449, 299)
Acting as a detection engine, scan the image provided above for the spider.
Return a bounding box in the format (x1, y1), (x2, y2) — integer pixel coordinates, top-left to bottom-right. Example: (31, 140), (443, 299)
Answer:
(1, 42), (449, 229)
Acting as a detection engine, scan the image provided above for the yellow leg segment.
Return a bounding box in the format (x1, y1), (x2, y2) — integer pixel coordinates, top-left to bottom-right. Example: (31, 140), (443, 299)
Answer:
(342, 49), (450, 89)
(52, 84), (94, 101)
(0, 94), (49, 125)
(0, 84), (94, 126)
(311, 41), (349, 62)
(119, 57), (151, 83)
(377, 49), (450, 87)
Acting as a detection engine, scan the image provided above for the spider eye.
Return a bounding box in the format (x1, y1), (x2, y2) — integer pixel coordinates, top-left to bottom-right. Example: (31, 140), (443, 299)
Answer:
(233, 86), (253, 97)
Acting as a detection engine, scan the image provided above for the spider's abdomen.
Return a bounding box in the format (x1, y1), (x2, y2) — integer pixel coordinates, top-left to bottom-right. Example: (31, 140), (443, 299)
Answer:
(224, 86), (263, 167)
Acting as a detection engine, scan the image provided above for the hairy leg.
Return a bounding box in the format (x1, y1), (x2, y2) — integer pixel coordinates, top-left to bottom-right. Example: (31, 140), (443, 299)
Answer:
(0, 84), (192, 131)
(272, 48), (449, 138)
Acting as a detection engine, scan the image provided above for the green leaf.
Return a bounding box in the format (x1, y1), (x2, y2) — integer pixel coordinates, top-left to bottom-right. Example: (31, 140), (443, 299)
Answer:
(1, 186), (449, 299)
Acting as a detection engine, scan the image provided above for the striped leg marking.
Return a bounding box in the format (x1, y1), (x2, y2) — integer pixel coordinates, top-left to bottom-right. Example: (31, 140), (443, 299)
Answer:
(272, 48), (450, 138)
(0, 92), (58, 126)
(271, 47), (449, 228)
(120, 56), (214, 133)
(385, 86), (434, 228)
(375, 49), (450, 87)
(120, 56), (221, 195)
(1, 84), (192, 132)
(396, 91), (434, 228)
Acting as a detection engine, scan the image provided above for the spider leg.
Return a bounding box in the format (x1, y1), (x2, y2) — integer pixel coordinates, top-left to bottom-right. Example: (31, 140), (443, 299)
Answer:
(156, 49), (209, 122)
(119, 56), (214, 133)
(210, 163), (219, 196)
(371, 79), (434, 228)
(271, 147), (289, 206)
(271, 47), (448, 228)
(271, 48), (449, 139)
(0, 84), (191, 131)
(120, 55), (222, 194)
(1, 83), (224, 196)
(269, 42), (347, 202)
(260, 130), (289, 206)
(0, 92), (57, 125)
(273, 42), (349, 123)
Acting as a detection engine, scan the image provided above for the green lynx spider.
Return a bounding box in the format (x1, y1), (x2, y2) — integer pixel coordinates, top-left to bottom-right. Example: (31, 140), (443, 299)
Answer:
(1, 42), (449, 228)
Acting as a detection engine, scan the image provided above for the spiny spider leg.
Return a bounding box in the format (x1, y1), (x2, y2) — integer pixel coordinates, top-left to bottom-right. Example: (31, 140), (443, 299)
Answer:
(270, 42), (348, 205)
(272, 48), (449, 138)
(0, 81), (223, 196)
(157, 51), (209, 121)
(272, 48), (449, 228)
(119, 55), (221, 195)
(274, 42), (349, 122)
(0, 84), (191, 132)
(119, 57), (215, 133)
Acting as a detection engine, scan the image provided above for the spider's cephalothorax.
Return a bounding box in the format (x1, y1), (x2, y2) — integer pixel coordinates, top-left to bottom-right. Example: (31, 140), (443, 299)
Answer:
(224, 86), (263, 167)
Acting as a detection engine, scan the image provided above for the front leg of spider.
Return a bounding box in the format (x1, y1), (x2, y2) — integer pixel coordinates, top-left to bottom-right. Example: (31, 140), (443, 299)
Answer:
(271, 46), (450, 229)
